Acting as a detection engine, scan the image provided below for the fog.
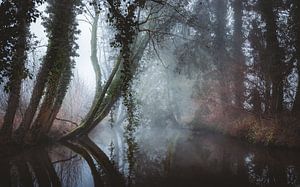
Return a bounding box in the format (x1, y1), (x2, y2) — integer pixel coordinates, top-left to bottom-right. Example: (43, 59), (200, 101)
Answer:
(1, 0), (300, 186)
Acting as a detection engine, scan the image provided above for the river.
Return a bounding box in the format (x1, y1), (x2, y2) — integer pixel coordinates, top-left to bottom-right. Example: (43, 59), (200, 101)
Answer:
(0, 127), (300, 187)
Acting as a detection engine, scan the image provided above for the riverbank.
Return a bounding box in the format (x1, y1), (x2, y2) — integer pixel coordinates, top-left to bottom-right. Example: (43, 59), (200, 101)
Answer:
(191, 109), (300, 148)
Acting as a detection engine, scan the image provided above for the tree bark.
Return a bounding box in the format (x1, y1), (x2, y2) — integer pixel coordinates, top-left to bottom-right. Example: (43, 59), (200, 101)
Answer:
(43, 62), (74, 134)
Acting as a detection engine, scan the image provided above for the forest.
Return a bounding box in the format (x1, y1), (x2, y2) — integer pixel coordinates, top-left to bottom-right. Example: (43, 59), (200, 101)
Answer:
(0, 0), (300, 186)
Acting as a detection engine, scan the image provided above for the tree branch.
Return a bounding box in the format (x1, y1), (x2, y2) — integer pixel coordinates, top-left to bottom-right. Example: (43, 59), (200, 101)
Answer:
(55, 117), (79, 126)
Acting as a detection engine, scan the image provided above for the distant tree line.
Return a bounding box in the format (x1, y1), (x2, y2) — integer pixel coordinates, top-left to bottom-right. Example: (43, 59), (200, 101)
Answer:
(175, 0), (300, 117)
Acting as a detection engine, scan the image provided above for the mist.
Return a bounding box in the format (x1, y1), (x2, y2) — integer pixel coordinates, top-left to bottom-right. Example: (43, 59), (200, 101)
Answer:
(1, 0), (300, 186)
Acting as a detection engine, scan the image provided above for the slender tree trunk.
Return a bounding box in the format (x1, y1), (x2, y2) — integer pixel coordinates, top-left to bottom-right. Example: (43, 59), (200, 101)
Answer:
(16, 54), (53, 137)
(292, 1), (300, 113)
(232, 0), (245, 108)
(80, 4), (102, 125)
(264, 79), (272, 114)
(91, 4), (102, 94)
(30, 84), (56, 133)
(260, 0), (285, 114)
(214, 0), (229, 105)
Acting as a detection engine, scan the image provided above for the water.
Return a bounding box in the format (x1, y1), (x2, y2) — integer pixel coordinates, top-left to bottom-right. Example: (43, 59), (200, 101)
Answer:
(0, 129), (300, 187)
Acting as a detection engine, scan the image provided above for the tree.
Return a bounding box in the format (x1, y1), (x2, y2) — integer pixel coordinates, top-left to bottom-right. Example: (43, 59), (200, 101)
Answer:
(13, 0), (81, 143)
(0, 0), (43, 140)
(213, 0), (230, 105)
(0, 0), (188, 145)
(62, 0), (180, 140)
(259, 0), (285, 114)
(232, 0), (245, 108)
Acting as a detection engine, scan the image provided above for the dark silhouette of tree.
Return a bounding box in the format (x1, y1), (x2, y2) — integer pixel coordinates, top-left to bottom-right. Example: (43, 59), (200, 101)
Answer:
(232, 0), (246, 108)
(259, 0), (285, 115)
(213, 0), (230, 105)
(15, 0), (81, 143)
(0, 0), (44, 141)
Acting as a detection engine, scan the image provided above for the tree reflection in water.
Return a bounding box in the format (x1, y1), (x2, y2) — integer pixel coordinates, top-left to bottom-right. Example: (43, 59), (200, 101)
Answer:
(0, 131), (300, 187)
(0, 136), (124, 187)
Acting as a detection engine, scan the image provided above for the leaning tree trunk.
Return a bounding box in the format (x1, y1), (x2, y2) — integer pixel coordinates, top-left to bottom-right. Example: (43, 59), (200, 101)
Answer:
(90, 3), (102, 99)
(62, 30), (152, 141)
(17, 0), (79, 142)
(79, 3), (102, 125)
(62, 8), (176, 140)
(42, 61), (74, 135)
(16, 60), (54, 138)
(29, 80), (57, 135)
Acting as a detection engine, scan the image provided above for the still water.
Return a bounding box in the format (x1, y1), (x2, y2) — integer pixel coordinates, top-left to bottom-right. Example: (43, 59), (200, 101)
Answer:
(0, 127), (300, 187)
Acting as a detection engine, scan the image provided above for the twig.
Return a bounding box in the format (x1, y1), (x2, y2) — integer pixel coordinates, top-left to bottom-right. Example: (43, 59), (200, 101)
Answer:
(55, 117), (79, 126)
(52, 155), (79, 164)
(151, 37), (168, 69)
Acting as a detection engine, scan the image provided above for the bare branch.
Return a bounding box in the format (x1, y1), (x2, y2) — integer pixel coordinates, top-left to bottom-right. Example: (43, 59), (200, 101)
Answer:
(151, 37), (168, 69)
(55, 117), (79, 126)
(52, 155), (79, 164)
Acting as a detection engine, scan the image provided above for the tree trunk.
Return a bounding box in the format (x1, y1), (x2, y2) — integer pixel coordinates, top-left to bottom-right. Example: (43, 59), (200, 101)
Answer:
(43, 62), (74, 134)
(79, 4), (102, 126)
(62, 31), (153, 140)
(16, 160), (34, 187)
(260, 0), (285, 114)
(1, 1), (29, 140)
(90, 4), (102, 95)
(16, 50), (54, 138)
(62, 5), (177, 140)
(17, 0), (78, 142)
(213, 0), (230, 105)
(232, 0), (245, 108)
(62, 141), (105, 186)
(292, 1), (300, 113)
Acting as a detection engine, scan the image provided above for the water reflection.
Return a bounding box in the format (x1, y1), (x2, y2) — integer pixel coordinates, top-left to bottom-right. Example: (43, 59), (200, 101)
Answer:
(0, 136), (124, 187)
(0, 131), (300, 187)
(134, 129), (300, 187)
